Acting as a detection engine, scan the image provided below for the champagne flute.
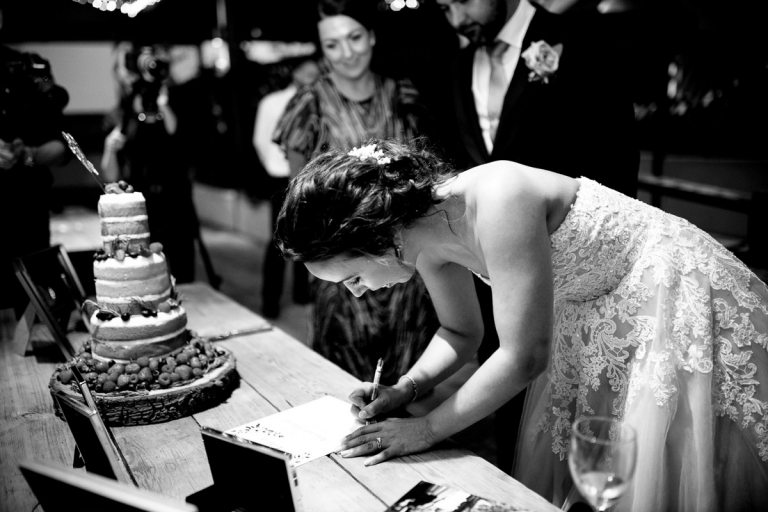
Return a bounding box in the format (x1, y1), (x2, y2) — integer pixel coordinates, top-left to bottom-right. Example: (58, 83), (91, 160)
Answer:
(568, 416), (637, 511)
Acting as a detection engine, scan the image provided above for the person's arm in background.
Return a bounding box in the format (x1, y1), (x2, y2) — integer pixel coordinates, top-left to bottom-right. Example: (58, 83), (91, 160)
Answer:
(253, 90), (294, 179)
(158, 84), (177, 136)
(0, 137), (66, 170)
(101, 126), (125, 182)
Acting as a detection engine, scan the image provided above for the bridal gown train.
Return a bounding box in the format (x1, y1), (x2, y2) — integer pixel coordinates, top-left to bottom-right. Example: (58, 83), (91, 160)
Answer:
(507, 178), (768, 511)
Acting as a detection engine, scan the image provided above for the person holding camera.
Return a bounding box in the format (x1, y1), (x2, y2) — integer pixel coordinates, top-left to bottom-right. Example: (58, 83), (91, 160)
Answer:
(0, 43), (68, 312)
(101, 42), (202, 283)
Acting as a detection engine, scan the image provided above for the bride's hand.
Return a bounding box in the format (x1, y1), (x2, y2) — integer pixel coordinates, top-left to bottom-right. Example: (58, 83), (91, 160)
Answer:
(338, 416), (436, 466)
(348, 381), (410, 422)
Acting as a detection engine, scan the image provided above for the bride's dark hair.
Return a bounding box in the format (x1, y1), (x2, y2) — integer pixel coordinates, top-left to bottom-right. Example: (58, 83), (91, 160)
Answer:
(276, 138), (456, 263)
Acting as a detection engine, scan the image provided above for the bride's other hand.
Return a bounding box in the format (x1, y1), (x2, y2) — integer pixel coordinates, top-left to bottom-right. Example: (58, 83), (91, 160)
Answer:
(338, 416), (436, 466)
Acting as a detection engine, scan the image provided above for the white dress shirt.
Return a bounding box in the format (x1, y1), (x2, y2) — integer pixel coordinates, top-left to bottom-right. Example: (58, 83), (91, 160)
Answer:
(253, 85), (297, 178)
(472, 0), (536, 154)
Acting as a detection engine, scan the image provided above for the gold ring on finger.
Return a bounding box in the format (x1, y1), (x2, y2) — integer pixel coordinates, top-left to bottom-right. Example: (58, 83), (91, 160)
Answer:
(376, 437), (382, 451)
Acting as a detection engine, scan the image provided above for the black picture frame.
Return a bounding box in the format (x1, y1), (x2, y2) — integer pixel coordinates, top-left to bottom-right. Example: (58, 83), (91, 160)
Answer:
(19, 459), (199, 512)
(186, 427), (303, 512)
(13, 244), (87, 359)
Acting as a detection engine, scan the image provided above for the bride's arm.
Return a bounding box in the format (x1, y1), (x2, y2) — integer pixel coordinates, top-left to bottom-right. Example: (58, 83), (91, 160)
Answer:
(341, 170), (554, 464)
(349, 259), (485, 421)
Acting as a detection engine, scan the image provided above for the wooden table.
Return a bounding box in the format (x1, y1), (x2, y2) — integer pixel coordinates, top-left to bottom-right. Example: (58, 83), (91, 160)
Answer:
(0, 282), (559, 512)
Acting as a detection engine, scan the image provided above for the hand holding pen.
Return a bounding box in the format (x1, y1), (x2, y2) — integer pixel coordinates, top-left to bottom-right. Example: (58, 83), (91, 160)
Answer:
(365, 358), (384, 425)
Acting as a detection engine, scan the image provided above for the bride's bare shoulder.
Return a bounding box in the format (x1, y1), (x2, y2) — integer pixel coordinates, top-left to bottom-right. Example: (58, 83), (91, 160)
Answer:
(461, 162), (545, 199)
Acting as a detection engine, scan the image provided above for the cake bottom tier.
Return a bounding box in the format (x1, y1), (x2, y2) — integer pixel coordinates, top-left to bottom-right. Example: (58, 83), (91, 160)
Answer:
(50, 348), (239, 426)
(91, 329), (188, 363)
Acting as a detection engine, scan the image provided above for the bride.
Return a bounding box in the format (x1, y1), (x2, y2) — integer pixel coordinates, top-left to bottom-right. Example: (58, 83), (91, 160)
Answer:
(275, 139), (768, 512)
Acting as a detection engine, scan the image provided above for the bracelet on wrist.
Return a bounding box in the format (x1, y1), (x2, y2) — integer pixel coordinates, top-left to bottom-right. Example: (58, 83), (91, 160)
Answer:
(399, 375), (419, 404)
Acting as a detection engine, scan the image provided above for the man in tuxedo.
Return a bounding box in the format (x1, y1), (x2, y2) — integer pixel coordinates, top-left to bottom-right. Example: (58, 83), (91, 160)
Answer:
(433, 0), (639, 475)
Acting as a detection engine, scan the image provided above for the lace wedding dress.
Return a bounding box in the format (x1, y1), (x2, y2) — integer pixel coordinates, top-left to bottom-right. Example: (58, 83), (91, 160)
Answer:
(510, 178), (768, 511)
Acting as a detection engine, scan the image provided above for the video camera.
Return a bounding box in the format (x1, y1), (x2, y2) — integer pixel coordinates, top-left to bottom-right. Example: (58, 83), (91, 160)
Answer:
(0, 51), (69, 140)
(124, 45), (171, 84)
(123, 46), (171, 117)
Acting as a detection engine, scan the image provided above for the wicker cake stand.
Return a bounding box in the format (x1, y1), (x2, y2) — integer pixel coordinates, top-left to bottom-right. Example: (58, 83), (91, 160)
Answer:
(49, 343), (239, 427)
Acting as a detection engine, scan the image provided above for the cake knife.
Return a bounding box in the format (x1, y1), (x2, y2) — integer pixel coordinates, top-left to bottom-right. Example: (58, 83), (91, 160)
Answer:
(200, 325), (273, 342)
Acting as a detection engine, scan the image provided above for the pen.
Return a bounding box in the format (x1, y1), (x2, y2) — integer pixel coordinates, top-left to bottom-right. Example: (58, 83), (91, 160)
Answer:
(366, 358), (384, 425)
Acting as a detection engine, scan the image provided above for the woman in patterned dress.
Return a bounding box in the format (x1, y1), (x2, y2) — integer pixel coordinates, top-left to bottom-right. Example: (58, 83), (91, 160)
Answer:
(276, 139), (768, 512)
(272, 0), (438, 384)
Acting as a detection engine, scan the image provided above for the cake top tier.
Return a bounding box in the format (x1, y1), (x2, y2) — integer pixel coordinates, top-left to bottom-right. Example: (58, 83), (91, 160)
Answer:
(98, 191), (147, 217)
(97, 184), (151, 255)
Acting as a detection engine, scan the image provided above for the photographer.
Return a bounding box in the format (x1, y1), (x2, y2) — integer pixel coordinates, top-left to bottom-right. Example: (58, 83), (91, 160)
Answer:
(0, 43), (68, 312)
(101, 42), (202, 283)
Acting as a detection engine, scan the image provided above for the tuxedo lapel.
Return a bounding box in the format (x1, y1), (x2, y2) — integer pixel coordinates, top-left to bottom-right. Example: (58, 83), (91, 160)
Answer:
(453, 47), (489, 164)
(492, 6), (560, 159)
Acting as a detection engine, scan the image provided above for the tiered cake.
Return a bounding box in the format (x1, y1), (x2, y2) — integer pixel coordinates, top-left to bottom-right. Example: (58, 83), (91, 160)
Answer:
(49, 181), (238, 426)
(90, 188), (187, 362)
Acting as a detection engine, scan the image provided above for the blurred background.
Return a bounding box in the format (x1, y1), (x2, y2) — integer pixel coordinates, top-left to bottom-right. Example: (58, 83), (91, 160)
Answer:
(3, 0), (767, 338)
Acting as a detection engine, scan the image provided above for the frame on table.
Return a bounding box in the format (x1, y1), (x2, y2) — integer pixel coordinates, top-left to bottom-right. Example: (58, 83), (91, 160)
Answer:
(52, 384), (131, 484)
(19, 459), (199, 512)
(186, 427), (303, 512)
(13, 244), (88, 359)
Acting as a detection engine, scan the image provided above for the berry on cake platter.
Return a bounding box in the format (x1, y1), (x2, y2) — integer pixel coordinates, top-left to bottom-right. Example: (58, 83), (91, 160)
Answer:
(48, 335), (239, 426)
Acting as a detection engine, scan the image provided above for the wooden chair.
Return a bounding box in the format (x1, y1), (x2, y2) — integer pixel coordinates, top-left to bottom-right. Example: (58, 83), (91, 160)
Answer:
(185, 427), (303, 512)
(19, 459), (198, 512)
(52, 382), (132, 484)
(13, 244), (88, 359)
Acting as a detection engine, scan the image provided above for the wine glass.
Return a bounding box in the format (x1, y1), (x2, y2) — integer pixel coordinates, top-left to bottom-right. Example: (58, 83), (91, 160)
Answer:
(568, 416), (637, 511)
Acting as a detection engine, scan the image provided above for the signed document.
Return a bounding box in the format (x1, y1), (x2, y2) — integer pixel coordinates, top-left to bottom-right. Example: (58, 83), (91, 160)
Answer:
(225, 396), (363, 466)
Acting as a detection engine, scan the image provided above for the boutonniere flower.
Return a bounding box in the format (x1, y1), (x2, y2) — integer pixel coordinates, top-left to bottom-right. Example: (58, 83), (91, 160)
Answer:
(521, 41), (563, 84)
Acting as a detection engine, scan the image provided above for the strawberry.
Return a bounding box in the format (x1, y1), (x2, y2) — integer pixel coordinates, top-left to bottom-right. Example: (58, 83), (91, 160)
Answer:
(125, 363), (141, 375)
(117, 374), (130, 388)
(58, 369), (73, 384)
(174, 365), (192, 381)
(136, 356), (150, 368)
(138, 367), (153, 382)
(102, 380), (116, 393)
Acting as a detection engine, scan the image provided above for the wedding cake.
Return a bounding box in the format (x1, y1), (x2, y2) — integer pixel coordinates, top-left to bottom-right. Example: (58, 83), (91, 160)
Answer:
(49, 181), (239, 426)
(89, 184), (187, 362)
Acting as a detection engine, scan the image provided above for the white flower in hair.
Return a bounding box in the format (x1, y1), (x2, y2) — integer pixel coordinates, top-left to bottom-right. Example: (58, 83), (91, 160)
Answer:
(347, 144), (392, 165)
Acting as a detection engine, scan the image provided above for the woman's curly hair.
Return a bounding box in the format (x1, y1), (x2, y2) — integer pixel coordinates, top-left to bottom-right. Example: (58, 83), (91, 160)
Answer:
(275, 138), (456, 263)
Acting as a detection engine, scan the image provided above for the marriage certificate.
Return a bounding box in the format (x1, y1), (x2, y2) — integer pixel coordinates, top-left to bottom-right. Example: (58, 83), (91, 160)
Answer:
(225, 395), (363, 466)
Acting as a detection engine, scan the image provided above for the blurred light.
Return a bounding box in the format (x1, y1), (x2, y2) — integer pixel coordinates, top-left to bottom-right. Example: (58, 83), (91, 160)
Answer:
(385, 0), (418, 10)
(73, 0), (162, 16)
(212, 37), (224, 49)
